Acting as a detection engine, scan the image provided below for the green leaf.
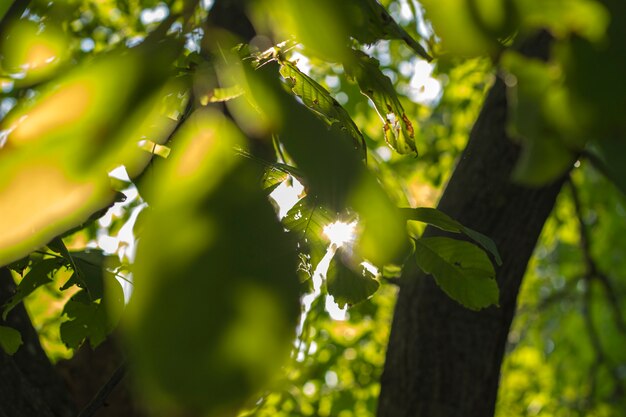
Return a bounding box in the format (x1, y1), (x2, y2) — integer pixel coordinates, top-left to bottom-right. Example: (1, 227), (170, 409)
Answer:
(283, 197), (334, 279)
(60, 274), (124, 349)
(233, 148), (305, 193)
(0, 39), (185, 267)
(6, 256), (30, 275)
(60, 250), (115, 301)
(50, 238), (104, 300)
(414, 237), (499, 310)
(0, 0), (15, 22)
(202, 85), (245, 104)
(401, 207), (502, 265)
(263, 0), (431, 62)
(279, 61), (366, 158)
(326, 256), (379, 308)
(402, 207), (465, 233)
(2, 257), (65, 320)
(346, 0), (432, 61)
(239, 59), (408, 265)
(344, 50), (417, 155)
(262, 168), (289, 194)
(501, 52), (577, 185)
(60, 296), (108, 349)
(0, 325), (22, 355)
(421, 0), (509, 57)
(461, 228), (502, 267)
(127, 112), (301, 415)
(511, 133), (575, 186)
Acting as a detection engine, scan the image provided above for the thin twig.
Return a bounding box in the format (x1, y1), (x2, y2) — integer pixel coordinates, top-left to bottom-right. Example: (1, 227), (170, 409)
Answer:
(77, 362), (127, 417)
(569, 177), (626, 403)
(595, 271), (626, 336)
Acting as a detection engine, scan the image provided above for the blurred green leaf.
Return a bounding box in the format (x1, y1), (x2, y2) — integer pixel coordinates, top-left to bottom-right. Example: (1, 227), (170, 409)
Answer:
(203, 85), (245, 104)
(414, 237), (499, 310)
(516, 0), (609, 41)
(501, 52), (577, 185)
(1, 20), (70, 86)
(421, 0), (509, 57)
(586, 138), (626, 196)
(0, 37), (185, 267)
(255, 0), (430, 61)
(0, 1), (14, 22)
(0, 325), (22, 355)
(237, 60), (408, 265)
(127, 110), (301, 416)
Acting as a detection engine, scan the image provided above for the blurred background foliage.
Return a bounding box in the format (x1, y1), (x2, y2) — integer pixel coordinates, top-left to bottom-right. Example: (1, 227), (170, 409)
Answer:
(1, 0), (625, 416)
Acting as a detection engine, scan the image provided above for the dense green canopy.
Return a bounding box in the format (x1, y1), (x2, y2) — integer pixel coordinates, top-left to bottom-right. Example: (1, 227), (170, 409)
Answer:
(0, 0), (625, 416)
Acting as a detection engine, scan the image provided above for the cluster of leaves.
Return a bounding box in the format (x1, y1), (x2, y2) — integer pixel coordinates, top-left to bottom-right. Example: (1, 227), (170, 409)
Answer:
(3, 239), (124, 352)
(0, 0), (508, 415)
(2, 0), (626, 416)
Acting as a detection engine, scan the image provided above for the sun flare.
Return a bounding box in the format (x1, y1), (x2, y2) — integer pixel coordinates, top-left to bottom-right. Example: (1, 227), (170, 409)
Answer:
(323, 220), (357, 248)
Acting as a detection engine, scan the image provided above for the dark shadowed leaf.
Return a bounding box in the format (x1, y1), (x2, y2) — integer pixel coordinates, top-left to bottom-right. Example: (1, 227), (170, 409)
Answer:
(345, 0), (432, 60)
(587, 137), (626, 196)
(59, 250), (117, 301)
(401, 207), (502, 264)
(0, 325), (22, 355)
(414, 237), (499, 310)
(2, 257), (66, 319)
(59, 267), (124, 350)
(326, 255), (379, 308)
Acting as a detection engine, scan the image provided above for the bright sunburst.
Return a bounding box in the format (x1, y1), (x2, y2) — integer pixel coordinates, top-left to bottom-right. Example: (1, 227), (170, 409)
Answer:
(323, 220), (357, 248)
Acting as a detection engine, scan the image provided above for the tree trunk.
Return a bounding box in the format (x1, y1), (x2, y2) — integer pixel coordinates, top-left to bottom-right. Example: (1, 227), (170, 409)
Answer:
(377, 33), (563, 417)
(0, 268), (75, 417)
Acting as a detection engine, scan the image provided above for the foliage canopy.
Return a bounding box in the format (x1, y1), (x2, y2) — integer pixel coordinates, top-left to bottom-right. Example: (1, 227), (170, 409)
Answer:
(1, 0), (626, 416)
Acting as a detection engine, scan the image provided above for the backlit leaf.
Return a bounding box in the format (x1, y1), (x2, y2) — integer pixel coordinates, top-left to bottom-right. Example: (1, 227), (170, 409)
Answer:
(344, 50), (417, 155)
(283, 197), (335, 278)
(241, 61), (408, 265)
(280, 61), (366, 158)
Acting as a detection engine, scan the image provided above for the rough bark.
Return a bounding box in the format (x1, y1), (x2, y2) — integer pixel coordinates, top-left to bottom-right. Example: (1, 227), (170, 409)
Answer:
(377, 33), (563, 417)
(0, 268), (75, 417)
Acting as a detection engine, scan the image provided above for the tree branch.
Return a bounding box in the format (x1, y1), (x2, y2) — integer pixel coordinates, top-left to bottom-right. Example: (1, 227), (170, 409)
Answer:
(77, 362), (127, 417)
(568, 177), (626, 403)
